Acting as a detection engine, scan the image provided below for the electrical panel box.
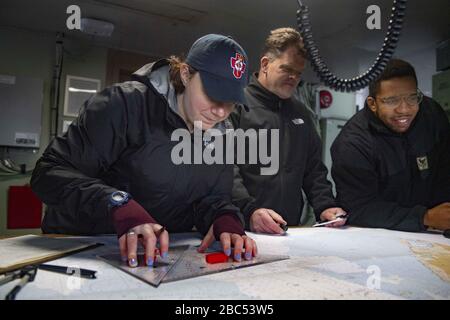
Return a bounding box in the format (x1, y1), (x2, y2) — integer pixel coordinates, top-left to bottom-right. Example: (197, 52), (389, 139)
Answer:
(436, 39), (450, 72)
(0, 75), (43, 148)
(432, 69), (450, 121)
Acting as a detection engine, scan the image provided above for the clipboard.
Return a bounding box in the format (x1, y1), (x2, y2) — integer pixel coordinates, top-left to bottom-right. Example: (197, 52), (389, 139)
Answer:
(0, 235), (102, 274)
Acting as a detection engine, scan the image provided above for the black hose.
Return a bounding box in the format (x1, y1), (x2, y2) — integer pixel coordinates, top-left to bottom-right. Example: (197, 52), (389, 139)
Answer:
(296, 0), (408, 92)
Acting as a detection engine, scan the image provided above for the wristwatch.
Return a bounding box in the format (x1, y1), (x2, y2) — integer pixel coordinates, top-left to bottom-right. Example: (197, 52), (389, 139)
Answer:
(108, 191), (131, 209)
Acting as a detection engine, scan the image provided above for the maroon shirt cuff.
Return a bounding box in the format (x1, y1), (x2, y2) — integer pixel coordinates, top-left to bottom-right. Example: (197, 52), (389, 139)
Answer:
(111, 199), (156, 237)
(213, 213), (245, 240)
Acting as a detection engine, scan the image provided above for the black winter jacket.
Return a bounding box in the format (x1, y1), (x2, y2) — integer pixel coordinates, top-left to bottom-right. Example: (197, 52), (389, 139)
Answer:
(31, 60), (243, 235)
(230, 74), (336, 227)
(331, 97), (450, 232)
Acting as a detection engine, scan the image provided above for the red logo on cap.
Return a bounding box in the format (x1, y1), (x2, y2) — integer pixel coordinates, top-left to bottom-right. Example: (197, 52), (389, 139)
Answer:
(230, 53), (246, 79)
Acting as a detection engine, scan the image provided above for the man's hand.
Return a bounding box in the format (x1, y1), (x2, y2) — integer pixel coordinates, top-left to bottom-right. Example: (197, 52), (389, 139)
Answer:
(424, 202), (450, 230)
(198, 225), (258, 261)
(319, 207), (347, 228)
(250, 208), (287, 234)
(118, 223), (169, 268)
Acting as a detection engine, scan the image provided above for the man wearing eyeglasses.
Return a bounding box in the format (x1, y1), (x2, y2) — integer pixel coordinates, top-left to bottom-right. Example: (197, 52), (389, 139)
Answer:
(331, 59), (450, 232)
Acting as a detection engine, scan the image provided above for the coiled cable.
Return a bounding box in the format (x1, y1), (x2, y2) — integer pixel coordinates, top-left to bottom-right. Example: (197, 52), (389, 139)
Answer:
(296, 0), (407, 92)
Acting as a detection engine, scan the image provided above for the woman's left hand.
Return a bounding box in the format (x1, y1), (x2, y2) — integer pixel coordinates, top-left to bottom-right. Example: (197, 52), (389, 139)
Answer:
(197, 225), (258, 261)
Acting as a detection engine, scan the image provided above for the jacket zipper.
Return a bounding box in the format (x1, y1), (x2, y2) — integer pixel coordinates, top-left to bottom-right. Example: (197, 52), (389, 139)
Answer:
(403, 136), (414, 200)
(278, 100), (286, 214)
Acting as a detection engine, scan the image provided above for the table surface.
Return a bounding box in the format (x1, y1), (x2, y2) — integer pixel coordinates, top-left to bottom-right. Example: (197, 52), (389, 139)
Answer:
(1, 227), (449, 300)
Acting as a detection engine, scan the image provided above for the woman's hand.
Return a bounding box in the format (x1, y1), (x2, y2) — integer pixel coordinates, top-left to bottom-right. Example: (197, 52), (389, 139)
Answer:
(118, 223), (169, 267)
(197, 224), (258, 261)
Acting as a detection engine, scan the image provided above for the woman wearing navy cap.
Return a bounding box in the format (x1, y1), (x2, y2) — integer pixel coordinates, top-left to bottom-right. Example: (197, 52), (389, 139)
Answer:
(31, 34), (257, 267)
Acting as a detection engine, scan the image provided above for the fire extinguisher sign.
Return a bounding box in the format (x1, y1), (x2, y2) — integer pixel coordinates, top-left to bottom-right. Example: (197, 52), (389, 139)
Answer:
(319, 90), (333, 109)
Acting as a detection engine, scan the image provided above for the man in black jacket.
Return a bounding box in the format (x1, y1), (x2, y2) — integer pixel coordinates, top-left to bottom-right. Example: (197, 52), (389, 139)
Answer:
(331, 59), (450, 232)
(231, 28), (345, 234)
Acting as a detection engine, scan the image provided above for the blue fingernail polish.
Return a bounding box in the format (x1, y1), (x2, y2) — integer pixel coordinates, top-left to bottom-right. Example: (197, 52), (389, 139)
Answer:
(225, 249), (231, 256)
(147, 258), (154, 267)
(161, 252), (168, 259)
(245, 252), (252, 260)
(129, 258), (137, 267)
(234, 253), (241, 261)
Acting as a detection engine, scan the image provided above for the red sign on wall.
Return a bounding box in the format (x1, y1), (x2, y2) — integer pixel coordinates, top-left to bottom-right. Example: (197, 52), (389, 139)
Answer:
(7, 185), (42, 229)
(319, 90), (333, 109)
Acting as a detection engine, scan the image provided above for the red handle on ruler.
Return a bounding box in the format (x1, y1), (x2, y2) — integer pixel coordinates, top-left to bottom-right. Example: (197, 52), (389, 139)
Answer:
(205, 252), (230, 264)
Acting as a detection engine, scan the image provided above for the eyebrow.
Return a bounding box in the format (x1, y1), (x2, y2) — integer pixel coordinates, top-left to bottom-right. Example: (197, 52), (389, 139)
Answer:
(279, 64), (303, 74)
(382, 92), (418, 99)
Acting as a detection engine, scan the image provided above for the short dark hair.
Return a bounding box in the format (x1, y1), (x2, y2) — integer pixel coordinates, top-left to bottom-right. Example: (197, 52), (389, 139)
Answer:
(261, 27), (306, 61)
(168, 55), (197, 94)
(369, 59), (418, 97)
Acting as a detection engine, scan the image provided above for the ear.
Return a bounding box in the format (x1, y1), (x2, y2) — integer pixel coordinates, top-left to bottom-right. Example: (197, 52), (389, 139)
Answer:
(180, 64), (190, 85)
(260, 56), (270, 73)
(366, 96), (377, 113)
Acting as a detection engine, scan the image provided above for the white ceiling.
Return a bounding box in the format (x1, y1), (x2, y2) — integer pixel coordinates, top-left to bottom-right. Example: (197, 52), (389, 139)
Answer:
(1, 0), (449, 71)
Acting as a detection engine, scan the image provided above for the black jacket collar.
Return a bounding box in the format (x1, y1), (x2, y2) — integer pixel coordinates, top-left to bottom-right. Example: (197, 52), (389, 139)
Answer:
(132, 59), (169, 86)
(132, 59), (186, 129)
(246, 73), (289, 111)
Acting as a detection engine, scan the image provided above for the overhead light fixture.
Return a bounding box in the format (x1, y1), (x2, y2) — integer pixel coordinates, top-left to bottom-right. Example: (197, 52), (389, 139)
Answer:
(80, 18), (114, 37)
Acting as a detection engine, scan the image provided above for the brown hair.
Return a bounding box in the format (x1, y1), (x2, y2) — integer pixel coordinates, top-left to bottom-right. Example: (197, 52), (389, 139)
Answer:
(261, 27), (306, 60)
(168, 55), (197, 94)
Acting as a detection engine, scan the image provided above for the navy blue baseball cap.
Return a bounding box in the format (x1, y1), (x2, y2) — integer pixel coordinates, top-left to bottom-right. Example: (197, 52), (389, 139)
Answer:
(186, 34), (249, 108)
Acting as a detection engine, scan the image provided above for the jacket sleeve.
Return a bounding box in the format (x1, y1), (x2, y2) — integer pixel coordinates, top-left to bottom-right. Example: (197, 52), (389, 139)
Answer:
(331, 138), (427, 232)
(193, 164), (245, 235)
(228, 108), (259, 228)
(231, 165), (259, 228)
(302, 126), (337, 220)
(30, 86), (129, 226)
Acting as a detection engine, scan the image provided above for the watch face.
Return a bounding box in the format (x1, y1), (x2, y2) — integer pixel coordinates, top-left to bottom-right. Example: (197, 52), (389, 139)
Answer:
(112, 193), (124, 202)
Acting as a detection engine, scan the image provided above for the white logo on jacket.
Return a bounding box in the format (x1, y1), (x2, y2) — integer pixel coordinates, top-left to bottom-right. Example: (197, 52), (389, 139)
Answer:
(291, 118), (304, 125)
